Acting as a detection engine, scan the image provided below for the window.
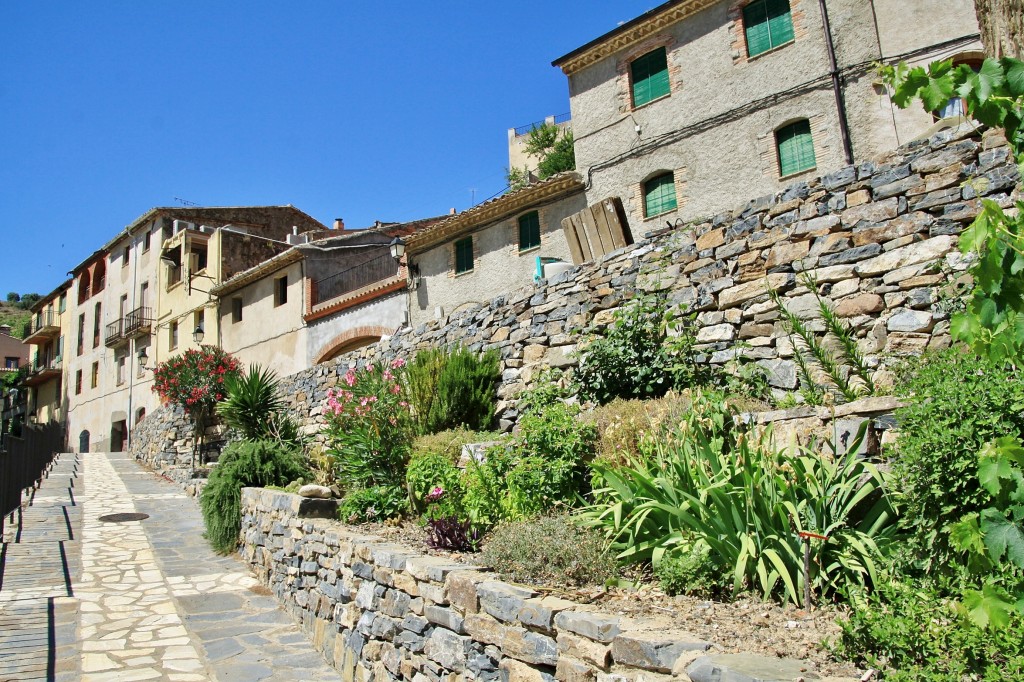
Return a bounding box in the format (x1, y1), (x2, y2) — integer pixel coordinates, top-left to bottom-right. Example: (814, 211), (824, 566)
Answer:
(743, 0), (794, 57)
(644, 173), (678, 217)
(93, 303), (101, 348)
(56, 336), (63, 360)
(140, 281), (149, 310)
(631, 47), (670, 107)
(170, 320), (179, 350)
(518, 211), (541, 251)
(232, 298), (243, 323)
(58, 293), (66, 313)
(455, 237), (474, 274)
(776, 119), (816, 176)
(90, 362), (99, 389)
(275, 276), (288, 306)
(122, 245), (130, 267)
(77, 314), (85, 356)
(75, 370), (82, 395)
(116, 355), (126, 386)
(142, 229), (151, 253)
(190, 244), (208, 272)
(4, 357), (17, 369)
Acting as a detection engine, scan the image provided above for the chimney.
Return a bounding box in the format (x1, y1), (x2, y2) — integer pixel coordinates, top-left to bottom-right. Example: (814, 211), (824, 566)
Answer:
(0, 324), (11, 336)
(334, 218), (345, 231)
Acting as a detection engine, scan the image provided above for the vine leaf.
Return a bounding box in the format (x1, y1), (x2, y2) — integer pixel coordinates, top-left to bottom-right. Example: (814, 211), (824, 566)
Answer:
(962, 583), (1017, 629)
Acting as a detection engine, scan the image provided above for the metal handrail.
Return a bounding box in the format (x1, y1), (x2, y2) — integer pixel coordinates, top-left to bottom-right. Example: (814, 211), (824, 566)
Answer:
(105, 319), (124, 344)
(312, 251), (399, 305)
(124, 306), (153, 335)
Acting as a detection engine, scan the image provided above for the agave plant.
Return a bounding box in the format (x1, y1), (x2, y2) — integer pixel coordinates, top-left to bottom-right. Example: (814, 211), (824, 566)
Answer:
(216, 363), (286, 441)
(582, 390), (897, 606)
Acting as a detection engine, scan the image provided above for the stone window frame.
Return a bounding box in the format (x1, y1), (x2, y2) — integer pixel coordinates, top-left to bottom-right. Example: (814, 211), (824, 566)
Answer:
(630, 167), (689, 225)
(728, 0), (808, 66)
(614, 35), (681, 114)
(757, 113), (829, 180)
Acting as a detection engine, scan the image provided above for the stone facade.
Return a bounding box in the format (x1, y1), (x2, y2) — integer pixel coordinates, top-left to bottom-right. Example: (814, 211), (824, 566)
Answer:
(241, 487), (826, 682)
(133, 126), (1020, 468)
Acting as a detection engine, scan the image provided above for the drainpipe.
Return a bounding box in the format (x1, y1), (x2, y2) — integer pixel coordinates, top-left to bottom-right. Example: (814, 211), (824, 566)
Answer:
(818, 0), (855, 164)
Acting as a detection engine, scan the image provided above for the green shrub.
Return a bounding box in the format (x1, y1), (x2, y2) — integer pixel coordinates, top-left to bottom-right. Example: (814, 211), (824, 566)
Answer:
(574, 294), (710, 404)
(338, 485), (408, 524)
(405, 346), (500, 435)
(406, 451), (465, 517)
(482, 515), (616, 587)
(584, 390), (896, 606)
(656, 541), (728, 599)
(411, 427), (495, 463)
(836, 579), (1024, 680)
(200, 439), (308, 554)
(893, 349), (1024, 573)
(463, 400), (596, 527)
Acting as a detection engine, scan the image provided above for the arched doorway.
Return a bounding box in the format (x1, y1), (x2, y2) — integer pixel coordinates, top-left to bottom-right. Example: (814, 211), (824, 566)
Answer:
(79, 430), (90, 453)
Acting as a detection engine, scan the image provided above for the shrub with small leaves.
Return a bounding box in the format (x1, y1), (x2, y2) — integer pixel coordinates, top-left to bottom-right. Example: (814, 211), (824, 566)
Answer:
(338, 485), (408, 524)
(482, 514), (616, 587)
(656, 541), (728, 599)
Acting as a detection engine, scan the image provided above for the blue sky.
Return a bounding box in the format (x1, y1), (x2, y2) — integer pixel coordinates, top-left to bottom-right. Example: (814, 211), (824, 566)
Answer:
(1, 1), (656, 297)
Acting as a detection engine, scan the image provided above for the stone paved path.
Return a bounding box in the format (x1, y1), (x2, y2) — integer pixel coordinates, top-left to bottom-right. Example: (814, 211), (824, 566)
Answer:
(0, 451), (340, 682)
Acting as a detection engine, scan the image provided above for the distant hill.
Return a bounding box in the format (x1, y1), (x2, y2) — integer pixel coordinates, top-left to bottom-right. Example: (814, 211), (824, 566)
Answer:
(0, 302), (31, 338)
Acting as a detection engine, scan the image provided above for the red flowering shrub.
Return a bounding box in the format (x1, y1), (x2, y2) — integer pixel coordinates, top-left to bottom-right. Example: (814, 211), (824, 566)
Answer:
(152, 346), (241, 424)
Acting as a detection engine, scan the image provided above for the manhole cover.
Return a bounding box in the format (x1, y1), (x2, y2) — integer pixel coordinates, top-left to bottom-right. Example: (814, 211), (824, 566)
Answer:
(97, 513), (149, 523)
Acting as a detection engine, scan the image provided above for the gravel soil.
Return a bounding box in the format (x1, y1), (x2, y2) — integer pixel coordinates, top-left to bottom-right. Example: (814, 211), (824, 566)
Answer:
(352, 520), (865, 678)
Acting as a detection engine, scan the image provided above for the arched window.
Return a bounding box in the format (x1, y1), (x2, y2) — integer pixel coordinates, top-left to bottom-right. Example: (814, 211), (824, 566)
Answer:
(643, 172), (677, 217)
(775, 120), (816, 176)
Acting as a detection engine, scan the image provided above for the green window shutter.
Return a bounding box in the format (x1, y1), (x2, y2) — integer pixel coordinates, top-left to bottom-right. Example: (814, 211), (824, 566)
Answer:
(744, 0), (793, 57)
(455, 237), (474, 274)
(518, 211), (541, 251)
(644, 173), (678, 217)
(776, 120), (816, 176)
(631, 48), (669, 107)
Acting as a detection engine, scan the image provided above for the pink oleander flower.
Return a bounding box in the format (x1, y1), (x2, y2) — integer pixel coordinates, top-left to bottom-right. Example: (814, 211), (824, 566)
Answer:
(366, 363), (375, 372)
(390, 383), (401, 395)
(344, 369), (357, 387)
(383, 369), (394, 381)
(391, 358), (406, 369)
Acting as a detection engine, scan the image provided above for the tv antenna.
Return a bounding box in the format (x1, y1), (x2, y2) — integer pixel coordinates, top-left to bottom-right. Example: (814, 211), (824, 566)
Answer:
(469, 188), (477, 205)
(174, 196), (199, 207)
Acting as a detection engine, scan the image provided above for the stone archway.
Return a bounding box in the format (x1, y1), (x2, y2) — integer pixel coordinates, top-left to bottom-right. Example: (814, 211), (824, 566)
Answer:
(314, 325), (391, 365)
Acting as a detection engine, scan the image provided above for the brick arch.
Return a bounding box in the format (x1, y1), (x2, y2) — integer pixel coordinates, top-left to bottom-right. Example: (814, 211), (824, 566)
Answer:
(314, 325), (391, 365)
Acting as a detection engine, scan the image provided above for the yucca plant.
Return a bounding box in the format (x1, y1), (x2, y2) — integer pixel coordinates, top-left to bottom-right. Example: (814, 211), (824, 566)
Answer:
(582, 390), (897, 606)
(216, 363), (286, 440)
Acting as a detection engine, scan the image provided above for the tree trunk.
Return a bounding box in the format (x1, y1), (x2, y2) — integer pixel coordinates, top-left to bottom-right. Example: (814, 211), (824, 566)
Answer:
(974, 0), (1023, 59)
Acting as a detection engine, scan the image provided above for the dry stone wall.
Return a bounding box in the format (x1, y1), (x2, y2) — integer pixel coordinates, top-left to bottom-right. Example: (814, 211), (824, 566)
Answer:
(133, 125), (1019, 465)
(240, 487), (828, 682)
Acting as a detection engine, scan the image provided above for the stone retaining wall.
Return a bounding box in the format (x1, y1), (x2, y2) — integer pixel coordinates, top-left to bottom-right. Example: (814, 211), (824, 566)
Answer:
(239, 487), (832, 682)
(133, 125), (1019, 467)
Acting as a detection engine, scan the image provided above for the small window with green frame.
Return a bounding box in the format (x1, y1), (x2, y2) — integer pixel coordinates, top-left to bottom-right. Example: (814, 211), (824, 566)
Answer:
(743, 0), (795, 58)
(630, 47), (670, 107)
(517, 211), (541, 251)
(454, 237), (474, 274)
(643, 172), (678, 217)
(775, 119), (816, 176)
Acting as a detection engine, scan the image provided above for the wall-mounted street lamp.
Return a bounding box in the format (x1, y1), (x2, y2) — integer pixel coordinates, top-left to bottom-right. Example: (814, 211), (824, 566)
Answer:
(137, 347), (149, 369)
(192, 323), (205, 345)
(389, 237), (406, 262)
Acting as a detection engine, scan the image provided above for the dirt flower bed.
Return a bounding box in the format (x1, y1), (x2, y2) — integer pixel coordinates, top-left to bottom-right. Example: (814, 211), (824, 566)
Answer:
(353, 520), (863, 679)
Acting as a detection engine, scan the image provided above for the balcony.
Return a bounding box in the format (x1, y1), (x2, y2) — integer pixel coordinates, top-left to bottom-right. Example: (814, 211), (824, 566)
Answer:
(23, 311), (60, 345)
(105, 319), (127, 348)
(311, 252), (401, 308)
(123, 307), (153, 339)
(23, 356), (62, 386)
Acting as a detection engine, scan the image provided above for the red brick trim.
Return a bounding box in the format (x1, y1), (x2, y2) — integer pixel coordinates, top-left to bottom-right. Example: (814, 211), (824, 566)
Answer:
(303, 277), (406, 323)
(614, 35), (681, 114)
(314, 325), (392, 365)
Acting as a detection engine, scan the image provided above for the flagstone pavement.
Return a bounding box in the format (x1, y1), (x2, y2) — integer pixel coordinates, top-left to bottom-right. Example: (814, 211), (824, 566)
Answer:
(0, 451), (341, 681)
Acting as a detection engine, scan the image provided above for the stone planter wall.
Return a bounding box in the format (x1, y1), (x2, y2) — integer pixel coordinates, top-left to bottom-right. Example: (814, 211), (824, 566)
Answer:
(134, 126), (1019, 472)
(240, 487), (828, 682)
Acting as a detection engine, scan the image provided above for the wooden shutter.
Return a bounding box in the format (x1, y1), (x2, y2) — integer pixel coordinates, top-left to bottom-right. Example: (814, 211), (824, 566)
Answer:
(518, 211), (541, 251)
(631, 48), (669, 107)
(766, 0), (794, 46)
(455, 237), (474, 273)
(743, 1), (771, 56)
(644, 173), (678, 217)
(777, 120), (816, 176)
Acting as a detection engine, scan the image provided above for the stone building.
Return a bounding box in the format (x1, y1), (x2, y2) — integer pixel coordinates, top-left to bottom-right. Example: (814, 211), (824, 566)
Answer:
(552, 0), (983, 232)
(404, 173), (587, 328)
(20, 281), (71, 426)
(63, 205), (326, 453)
